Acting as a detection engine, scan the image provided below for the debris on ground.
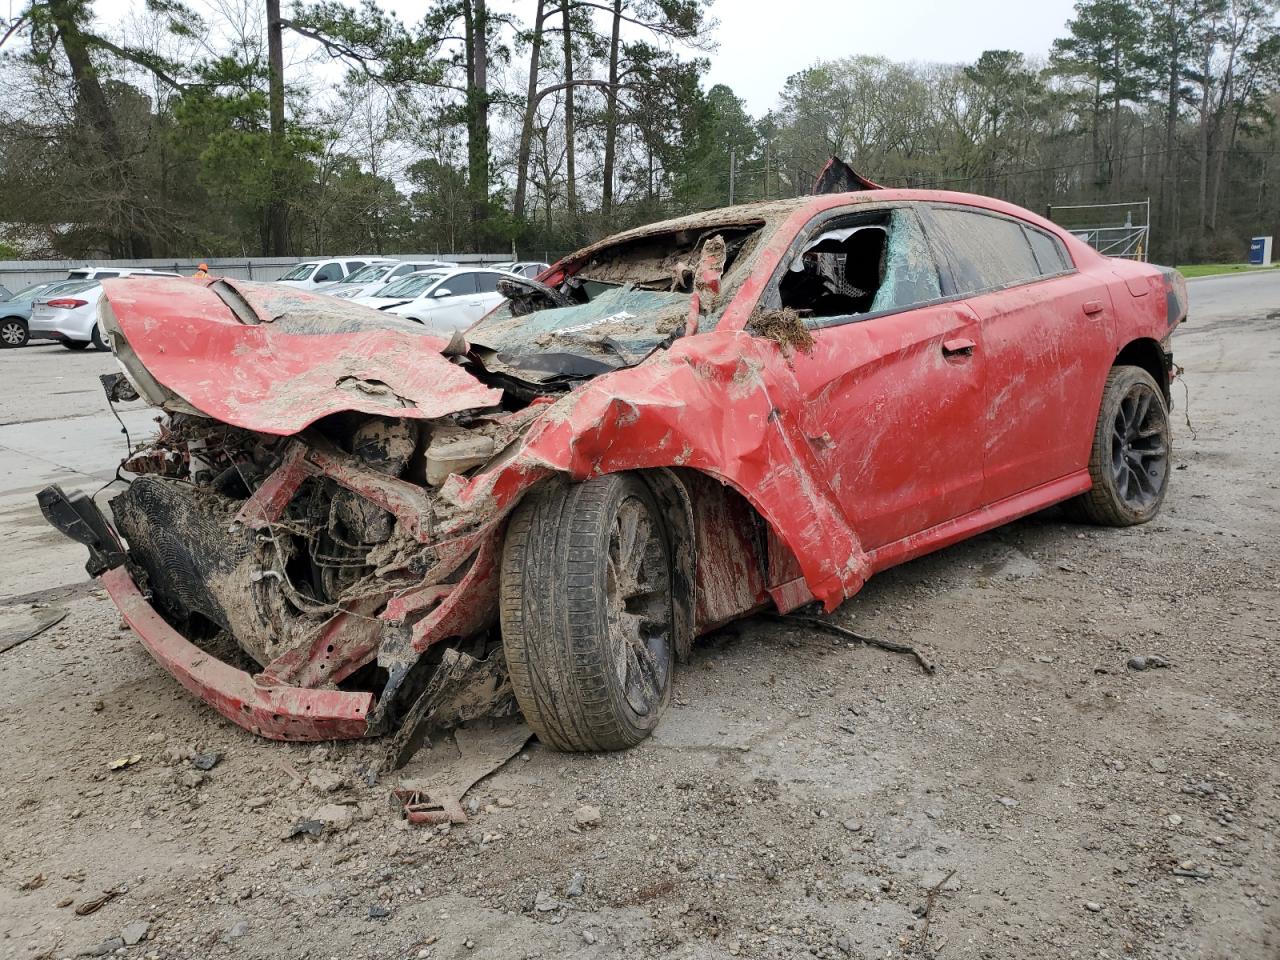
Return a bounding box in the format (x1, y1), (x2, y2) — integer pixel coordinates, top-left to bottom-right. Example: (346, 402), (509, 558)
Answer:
(17, 873), (45, 891)
(82, 936), (125, 956)
(286, 818), (325, 839)
(108, 754), (142, 771)
(0, 607), (67, 655)
(380, 649), (518, 773)
(394, 720), (531, 826)
(121, 920), (149, 945)
(914, 869), (956, 953)
(765, 612), (935, 674)
(307, 768), (345, 794)
(74, 888), (123, 916)
(574, 804), (602, 829)
(1127, 654), (1172, 671)
(190, 750), (221, 770)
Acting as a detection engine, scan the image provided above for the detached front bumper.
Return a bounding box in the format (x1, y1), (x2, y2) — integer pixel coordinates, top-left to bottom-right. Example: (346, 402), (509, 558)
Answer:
(102, 565), (373, 740)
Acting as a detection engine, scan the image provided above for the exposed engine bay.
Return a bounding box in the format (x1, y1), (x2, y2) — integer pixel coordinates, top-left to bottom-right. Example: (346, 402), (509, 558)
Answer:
(105, 401), (542, 739)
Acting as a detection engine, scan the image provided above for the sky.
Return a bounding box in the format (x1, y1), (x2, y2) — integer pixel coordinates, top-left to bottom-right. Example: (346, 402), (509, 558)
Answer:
(704, 0), (1081, 114)
(80, 0), (1083, 115)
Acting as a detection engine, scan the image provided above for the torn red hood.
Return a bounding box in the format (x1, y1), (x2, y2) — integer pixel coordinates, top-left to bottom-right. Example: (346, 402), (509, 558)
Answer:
(101, 277), (502, 435)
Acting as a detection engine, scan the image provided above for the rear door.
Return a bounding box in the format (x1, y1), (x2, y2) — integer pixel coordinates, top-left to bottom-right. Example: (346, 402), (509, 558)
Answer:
(923, 205), (1116, 502)
(473, 272), (506, 318)
(759, 204), (988, 551)
(448, 272), (493, 326)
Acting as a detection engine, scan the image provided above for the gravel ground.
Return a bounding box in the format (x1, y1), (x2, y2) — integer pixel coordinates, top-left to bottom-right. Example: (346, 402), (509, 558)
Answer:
(0, 274), (1276, 960)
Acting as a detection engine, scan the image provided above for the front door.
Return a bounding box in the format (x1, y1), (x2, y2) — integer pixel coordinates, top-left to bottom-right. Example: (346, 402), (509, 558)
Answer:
(765, 205), (988, 551)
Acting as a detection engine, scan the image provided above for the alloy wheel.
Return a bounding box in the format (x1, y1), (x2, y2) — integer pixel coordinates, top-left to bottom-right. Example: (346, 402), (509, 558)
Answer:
(604, 496), (673, 717)
(1110, 381), (1169, 510)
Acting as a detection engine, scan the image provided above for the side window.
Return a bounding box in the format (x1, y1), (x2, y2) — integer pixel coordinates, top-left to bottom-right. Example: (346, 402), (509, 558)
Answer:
(314, 264), (343, 283)
(474, 272), (502, 294)
(390, 264), (412, 277)
(440, 273), (478, 296)
(96, 272), (120, 279)
(929, 208), (1040, 294)
(777, 208), (943, 325)
(1024, 225), (1072, 275)
(345, 260), (366, 273)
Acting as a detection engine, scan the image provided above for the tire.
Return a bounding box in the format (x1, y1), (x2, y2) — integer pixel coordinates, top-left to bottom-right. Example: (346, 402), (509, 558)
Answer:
(62, 340), (90, 351)
(91, 323), (108, 351)
(500, 473), (676, 751)
(0, 317), (28, 348)
(1067, 365), (1171, 526)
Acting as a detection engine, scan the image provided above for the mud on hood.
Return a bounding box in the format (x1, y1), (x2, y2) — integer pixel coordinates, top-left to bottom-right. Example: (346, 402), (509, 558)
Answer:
(100, 276), (502, 435)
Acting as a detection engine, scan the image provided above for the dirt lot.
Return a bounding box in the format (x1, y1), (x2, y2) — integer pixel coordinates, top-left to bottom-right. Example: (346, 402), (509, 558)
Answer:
(1, 273), (1277, 960)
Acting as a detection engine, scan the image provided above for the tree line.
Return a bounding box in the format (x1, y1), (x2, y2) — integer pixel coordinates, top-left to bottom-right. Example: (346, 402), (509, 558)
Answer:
(0, 0), (1277, 265)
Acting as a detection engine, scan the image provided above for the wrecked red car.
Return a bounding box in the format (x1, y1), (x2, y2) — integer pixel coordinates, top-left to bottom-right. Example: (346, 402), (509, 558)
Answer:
(39, 188), (1187, 751)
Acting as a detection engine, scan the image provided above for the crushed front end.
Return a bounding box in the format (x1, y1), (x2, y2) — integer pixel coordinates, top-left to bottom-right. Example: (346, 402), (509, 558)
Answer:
(38, 277), (541, 742)
(44, 405), (533, 741)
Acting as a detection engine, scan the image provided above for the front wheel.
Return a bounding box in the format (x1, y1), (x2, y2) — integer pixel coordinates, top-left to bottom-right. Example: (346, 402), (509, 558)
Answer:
(91, 323), (108, 351)
(0, 317), (28, 348)
(500, 474), (675, 751)
(1067, 365), (1171, 525)
(62, 340), (90, 351)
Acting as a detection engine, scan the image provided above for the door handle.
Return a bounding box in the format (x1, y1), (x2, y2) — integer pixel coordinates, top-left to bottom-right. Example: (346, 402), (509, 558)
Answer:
(1082, 299), (1105, 316)
(942, 337), (976, 357)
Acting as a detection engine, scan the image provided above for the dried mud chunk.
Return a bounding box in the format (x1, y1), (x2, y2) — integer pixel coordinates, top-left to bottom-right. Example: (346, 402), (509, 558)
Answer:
(747, 308), (814, 355)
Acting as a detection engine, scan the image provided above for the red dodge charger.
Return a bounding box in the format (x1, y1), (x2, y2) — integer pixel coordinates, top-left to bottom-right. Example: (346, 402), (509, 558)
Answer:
(40, 181), (1186, 753)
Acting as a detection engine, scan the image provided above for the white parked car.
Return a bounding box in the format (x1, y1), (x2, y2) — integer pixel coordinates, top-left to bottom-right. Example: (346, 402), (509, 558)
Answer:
(353, 267), (509, 335)
(29, 269), (181, 350)
(505, 261), (550, 278)
(1, 279), (96, 348)
(320, 260), (453, 299)
(64, 266), (173, 282)
(275, 257), (389, 290)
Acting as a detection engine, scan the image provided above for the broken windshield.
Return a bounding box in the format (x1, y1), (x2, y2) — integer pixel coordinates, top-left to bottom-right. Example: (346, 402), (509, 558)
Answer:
(467, 220), (767, 383)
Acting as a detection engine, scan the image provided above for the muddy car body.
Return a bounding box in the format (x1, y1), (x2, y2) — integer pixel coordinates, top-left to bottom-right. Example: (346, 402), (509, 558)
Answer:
(40, 188), (1187, 750)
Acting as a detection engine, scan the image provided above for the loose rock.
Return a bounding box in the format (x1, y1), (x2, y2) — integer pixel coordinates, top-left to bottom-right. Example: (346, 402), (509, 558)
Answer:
(81, 937), (125, 956)
(191, 751), (221, 771)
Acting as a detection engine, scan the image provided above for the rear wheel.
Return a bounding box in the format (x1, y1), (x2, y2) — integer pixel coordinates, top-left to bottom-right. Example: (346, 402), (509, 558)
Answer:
(62, 340), (90, 351)
(0, 317), (27, 348)
(500, 474), (675, 751)
(1067, 365), (1171, 526)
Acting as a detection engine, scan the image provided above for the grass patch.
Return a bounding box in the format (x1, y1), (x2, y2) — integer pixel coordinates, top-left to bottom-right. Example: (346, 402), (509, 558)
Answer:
(1176, 262), (1280, 278)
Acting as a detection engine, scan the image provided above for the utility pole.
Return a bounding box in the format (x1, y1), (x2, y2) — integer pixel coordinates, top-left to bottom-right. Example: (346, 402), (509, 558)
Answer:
(729, 148), (735, 205)
(265, 0), (288, 255)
